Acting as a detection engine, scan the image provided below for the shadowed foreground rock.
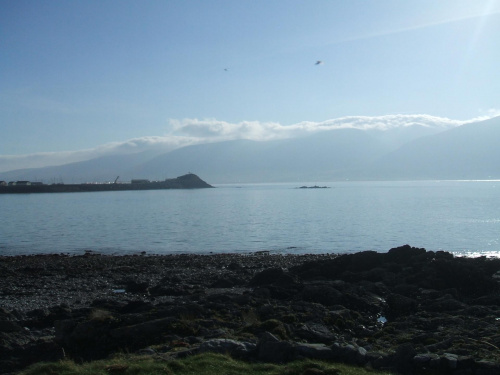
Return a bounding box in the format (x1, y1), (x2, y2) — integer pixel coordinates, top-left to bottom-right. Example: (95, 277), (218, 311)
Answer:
(1, 246), (499, 374)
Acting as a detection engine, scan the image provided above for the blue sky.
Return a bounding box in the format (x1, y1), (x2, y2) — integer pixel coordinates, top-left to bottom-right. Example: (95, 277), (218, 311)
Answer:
(1, 0), (500, 170)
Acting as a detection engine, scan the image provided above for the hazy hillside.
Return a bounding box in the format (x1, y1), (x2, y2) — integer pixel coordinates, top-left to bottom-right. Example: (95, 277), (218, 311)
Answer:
(126, 128), (387, 183)
(1, 117), (499, 183)
(0, 151), (161, 184)
(362, 116), (500, 180)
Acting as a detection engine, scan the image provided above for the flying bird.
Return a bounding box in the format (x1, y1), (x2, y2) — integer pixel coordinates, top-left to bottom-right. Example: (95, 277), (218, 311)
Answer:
(315, 60), (323, 65)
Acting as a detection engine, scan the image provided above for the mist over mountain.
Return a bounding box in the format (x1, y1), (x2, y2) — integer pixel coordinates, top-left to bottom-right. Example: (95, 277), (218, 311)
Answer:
(126, 128), (387, 183)
(361, 116), (500, 180)
(0, 151), (161, 184)
(1, 116), (499, 184)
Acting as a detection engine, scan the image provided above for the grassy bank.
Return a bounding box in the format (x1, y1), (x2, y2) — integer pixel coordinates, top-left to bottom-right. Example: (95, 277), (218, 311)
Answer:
(19, 352), (392, 375)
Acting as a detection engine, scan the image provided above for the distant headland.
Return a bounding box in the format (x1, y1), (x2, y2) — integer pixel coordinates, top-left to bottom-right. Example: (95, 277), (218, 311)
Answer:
(0, 173), (213, 194)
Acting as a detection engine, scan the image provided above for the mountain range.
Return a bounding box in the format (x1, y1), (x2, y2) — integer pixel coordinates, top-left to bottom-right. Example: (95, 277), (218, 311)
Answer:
(1, 116), (499, 184)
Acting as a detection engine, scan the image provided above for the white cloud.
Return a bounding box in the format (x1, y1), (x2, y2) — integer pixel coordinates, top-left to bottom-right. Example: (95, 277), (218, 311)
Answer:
(168, 114), (474, 140)
(94, 135), (199, 154)
(169, 118), (285, 141)
(476, 108), (500, 120)
(1, 113), (498, 173)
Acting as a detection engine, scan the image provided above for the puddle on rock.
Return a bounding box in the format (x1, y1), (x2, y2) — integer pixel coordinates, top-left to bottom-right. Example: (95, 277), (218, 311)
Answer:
(377, 316), (387, 324)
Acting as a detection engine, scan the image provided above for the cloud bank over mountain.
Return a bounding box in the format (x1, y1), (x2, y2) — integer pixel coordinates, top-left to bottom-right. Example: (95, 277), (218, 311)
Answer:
(0, 113), (498, 173)
(170, 114), (466, 140)
(1, 114), (500, 184)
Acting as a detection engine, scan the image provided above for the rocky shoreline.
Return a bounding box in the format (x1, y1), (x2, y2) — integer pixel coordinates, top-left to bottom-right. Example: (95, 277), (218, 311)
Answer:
(1, 246), (499, 374)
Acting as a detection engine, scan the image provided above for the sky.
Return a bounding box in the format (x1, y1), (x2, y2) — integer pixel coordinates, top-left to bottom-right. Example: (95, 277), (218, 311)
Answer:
(1, 0), (500, 172)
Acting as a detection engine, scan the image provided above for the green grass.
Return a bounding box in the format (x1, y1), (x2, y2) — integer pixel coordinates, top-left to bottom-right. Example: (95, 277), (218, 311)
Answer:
(19, 352), (393, 375)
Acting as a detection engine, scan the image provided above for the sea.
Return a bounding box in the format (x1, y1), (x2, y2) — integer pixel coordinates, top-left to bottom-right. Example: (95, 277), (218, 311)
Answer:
(1, 180), (499, 257)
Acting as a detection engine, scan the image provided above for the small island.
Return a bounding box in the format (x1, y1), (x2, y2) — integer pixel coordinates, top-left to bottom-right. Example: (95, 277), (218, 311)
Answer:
(0, 173), (213, 194)
(297, 185), (330, 189)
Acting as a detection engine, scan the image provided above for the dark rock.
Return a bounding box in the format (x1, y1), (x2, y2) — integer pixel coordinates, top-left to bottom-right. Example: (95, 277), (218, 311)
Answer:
(149, 285), (191, 296)
(227, 262), (243, 270)
(210, 277), (241, 288)
(0, 335), (64, 374)
(266, 284), (302, 300)
(110, 317), (176, 343)
(425, 337), (455, 352)
(255, 304), (275, 320)
(473, 294), (500, 306)
(391, 343), (417, 373)
(54, 319), (79, 343)
(426, 294), (467, 312)
(136, 348), (156, 355)
(90, 298), (126, 312)
(386, 293), (418, 318)
(120, 300), (154, 314)
(301, 285), (342, 306)
(345, 251), (383, 272)
(251, 287), (271, 298)
(295, 343), (334, 360)
(125, 280), (149, 293)
(330, 342), (366, 365)
(198, 338), (256, 359)
(1, 250), (499, 374)
(294, 323), (336, 344)
(386, 245), (426, 262)
(256, 332), (295, 363)
(205, 293), (234, 303)
(203, 328), (229, 339)
(0, 320), (23, 333)
(365, 351), (391, 369)
(249, 268), (297, 287)
(413, 353), (441, 369)
(456, 355), (475, 370)
(360, 267), (389, 282)
(257, 319), (289, 340)
(392, 283), (419, 297)
(341, 292), (381, 314)
(475, 360), (500, 375)
(441, 352), (459, 370)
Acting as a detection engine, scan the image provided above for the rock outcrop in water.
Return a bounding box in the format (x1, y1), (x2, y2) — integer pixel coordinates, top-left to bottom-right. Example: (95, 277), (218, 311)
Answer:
(1, 246), (499, 374)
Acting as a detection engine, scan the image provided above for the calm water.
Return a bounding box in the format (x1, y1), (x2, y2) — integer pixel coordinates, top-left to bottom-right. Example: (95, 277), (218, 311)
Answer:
(1, 180), (499, 257)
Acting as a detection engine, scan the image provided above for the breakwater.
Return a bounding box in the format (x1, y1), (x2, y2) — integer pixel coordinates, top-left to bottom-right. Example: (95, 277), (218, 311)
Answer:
(0, 173), (212, 194)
